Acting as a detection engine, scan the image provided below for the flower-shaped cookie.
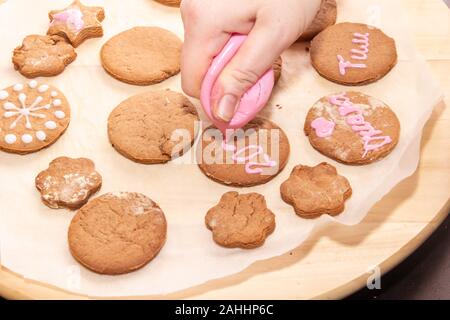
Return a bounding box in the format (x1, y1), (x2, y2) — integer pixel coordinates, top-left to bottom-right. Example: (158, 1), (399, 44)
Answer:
(205, 192), (275, 249)
(280, 163), (352, 218)
(35, 157), (102, 210)
(47, 0), (105, 47)
(13, 35), (77, 78)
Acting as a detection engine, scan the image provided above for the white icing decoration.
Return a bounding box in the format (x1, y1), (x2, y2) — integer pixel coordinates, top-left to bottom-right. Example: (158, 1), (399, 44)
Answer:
(4, 134), (16, 144)
(45, 121), (57, 130)
(13, 84), (24, 92)
(54, 110), (65, 119)
(2, 94), (47, 130)
(53, 99), (62, 107)
(0, 90), (8, 100)
(51, 91), (58, 97)
(38, 85), (49, 93)
(21, 134), (33, 144)
(36, 131), (46, 141)
(29, 80), (38, 89)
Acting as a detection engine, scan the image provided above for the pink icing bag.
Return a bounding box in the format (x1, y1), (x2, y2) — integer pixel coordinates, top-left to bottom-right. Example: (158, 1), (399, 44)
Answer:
(200, 34), (275, 133)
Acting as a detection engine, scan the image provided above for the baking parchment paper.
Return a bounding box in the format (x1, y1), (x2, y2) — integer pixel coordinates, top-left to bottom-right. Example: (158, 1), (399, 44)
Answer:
(0, 0), (443, 296)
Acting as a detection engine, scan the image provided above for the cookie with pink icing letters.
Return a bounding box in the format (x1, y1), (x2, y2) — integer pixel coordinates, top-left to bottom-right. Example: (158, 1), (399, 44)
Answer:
(35, 157), (102, 210)
(47, 0), (105, 48)
(304, 92), (400, 165)
(310, 22), (397, 85)
(197, 118), (290, 187)
(0, 81), (71, 154)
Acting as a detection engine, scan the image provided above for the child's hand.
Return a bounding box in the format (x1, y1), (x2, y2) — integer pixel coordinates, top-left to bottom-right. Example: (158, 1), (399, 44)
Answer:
(181, 0), (321, 122)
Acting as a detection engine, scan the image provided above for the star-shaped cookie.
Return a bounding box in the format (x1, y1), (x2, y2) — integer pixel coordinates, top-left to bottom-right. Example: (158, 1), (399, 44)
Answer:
(280, 162), (352, 218)
(47, 0), (105, 47)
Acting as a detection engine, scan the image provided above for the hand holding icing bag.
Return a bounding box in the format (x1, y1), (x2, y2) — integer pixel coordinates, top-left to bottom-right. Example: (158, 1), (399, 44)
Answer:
(200, 34), (275, 133)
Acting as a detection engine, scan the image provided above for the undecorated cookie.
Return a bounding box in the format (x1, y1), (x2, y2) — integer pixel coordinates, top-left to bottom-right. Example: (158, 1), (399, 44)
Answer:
(310, 22), (397, 85)
(68, 192), (167, 275)
(101, 27), (182, 85)
(280, 162), (352, 218)
(35, 157), (102, 210)
(154, 0), (181, 7)
(297, 0), (337, 42)
(205, 192), (275, 249)
(12, 35), (77, 78)
(197, 117), (290, 187)
(0, 81), (71, 154)
(108, 90), (199, 164)
(47, 0), (105, 48)
(304, 92), (400, 165)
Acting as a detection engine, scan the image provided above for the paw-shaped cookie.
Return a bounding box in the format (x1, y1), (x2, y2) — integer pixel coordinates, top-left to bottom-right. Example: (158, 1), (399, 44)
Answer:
(13, 35), (77, 78)
(36, 157), (102, 210)
(205, 192), (275, 249)
(280, 163), (352, 218)
(47, 0), (105, 47)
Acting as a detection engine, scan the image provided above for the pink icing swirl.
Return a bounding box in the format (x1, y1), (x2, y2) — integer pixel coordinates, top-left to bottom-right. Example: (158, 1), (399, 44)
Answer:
(328, 93), (392, 158)
(51, 8), (84, 33)
(222, 138), (277, 175)
(311, 117), (335, 137)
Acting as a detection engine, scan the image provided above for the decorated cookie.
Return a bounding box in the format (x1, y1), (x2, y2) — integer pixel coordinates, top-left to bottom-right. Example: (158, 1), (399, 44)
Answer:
(101, 27), (182, 85)
(197, 118), (290, 187)
(304, 92), (400, 165)
(297, 0), (337, 42)
(12, 35), (77, 78)
(108, 90), (199, 164)
(205, 192), (275, 249)
(47, 0), (105, 48)
(68, 192), (167, 275)
(0, 81), (71, 154)
(310, 22), (397, 85)
(280, 162), (352, 218)
(35, 157), (102, 210)
(273, 56), (283, 85)
(154, 0), (181, 7)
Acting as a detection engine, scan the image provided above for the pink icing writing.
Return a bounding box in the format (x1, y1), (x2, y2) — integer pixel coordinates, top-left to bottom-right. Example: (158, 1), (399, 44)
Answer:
(337, 32), (370, 75)
(328, 93), (392, 158)
(311, 117), (335, 137)
(52, 9), (84, 32)
(222, 139), (277, 175)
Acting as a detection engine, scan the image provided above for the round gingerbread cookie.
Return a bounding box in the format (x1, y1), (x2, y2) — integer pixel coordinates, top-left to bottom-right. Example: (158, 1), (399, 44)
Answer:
(206, 192), (275, 249)
(108, 89), (199, 164)
(153, 0), (181, 7)
(197, 117), (290, 187)
(304, 91), (400, 165)
(297, 0), (337, 42)
(310, 22), (397, 85)
(0, 81), (71, 154)
(68, 192), (167, 275)
(101, 27), (182, 85)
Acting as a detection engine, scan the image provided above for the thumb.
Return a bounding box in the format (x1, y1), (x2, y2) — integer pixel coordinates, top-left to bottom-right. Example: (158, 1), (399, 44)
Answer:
(211, 22), (294, 122)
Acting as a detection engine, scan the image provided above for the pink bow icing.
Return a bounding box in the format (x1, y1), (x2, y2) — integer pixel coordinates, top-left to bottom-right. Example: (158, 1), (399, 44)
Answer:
(52, 8), (84, 33)
(311, 117), (335, 138)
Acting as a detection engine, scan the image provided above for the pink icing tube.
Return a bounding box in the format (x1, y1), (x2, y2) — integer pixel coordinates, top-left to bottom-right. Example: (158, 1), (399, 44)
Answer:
(200, 34), (275, 133)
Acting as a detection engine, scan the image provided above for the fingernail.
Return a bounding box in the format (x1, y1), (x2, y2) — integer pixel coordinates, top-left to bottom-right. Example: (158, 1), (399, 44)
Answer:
(214, 94), (239, 122)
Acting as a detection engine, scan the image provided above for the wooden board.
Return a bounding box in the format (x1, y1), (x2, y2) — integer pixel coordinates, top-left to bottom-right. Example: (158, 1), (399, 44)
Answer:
(0, 0), (449, 299)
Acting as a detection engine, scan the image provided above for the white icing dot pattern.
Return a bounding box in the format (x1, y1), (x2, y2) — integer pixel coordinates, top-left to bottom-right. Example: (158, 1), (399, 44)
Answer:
(51, 91), (58, 97)
(21, 134), (33, 144)
(4, 134), (16, 144)
(0, 90), (8, 100)
(13, 84), (24, 92)
(45, 121), (57, 130)
(38, 84), (49, 93)
(29, 80), (38, 89)
(54, 110), (65, 119)
(53, 99), (62, 107)
(36, 131), (46, 141)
